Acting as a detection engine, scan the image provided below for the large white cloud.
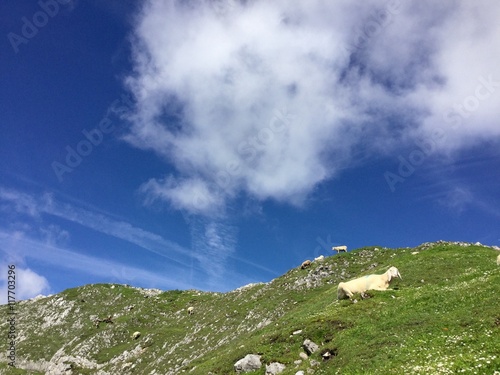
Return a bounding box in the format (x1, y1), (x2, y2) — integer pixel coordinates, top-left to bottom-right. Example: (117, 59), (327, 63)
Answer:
(124, 0), (500, 214)
(0, 266), (51, 304)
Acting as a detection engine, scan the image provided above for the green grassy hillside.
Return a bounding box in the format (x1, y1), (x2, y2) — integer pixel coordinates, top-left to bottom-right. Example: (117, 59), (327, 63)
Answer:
(1, 241), (499, 374)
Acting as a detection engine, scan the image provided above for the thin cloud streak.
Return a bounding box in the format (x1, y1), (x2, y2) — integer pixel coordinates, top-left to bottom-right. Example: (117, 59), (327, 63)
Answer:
(0, 230), (195, 291)
(0, 187), (277, 290)
(0, 187), (196, 268)
(190, 219), (237, 288)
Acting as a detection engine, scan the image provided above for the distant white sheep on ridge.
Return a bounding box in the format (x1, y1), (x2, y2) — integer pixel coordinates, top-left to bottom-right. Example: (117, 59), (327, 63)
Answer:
(314, 255), (325, 262)
(337, 266), (402, 300)
(332, 245), (347, 253)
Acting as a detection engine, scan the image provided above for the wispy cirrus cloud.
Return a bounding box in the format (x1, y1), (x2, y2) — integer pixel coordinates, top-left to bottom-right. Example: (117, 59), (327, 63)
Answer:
(0, 187), (194, 267)
(0, 186), (277, 290)
(0, 187), (204, 292)
(190, 219), (237, 288)
(0, 231), (195, 295)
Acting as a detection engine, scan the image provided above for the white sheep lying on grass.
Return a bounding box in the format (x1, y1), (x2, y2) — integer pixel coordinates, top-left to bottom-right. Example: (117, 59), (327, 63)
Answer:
(497, 254), (500, 266)
(337, 266), (402, 300)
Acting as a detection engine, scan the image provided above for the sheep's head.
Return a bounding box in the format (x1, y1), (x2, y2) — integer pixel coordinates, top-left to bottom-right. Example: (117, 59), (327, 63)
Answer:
(387, 266), (402, 281)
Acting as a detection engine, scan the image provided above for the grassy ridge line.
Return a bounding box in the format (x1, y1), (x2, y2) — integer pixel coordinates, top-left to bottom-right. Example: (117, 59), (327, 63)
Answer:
(0, 242), (499, 374)
(188, 244), (499, 374)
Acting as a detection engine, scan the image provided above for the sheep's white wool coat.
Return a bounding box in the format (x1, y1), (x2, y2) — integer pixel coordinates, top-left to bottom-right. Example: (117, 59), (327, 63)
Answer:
(337, 266), (401, 299)
(333, 245), (347, 252)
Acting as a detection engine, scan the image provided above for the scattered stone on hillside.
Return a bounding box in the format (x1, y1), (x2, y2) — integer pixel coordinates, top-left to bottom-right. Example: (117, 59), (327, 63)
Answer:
(321, 348), (338, 361)
(361, 292), (372, 299)
(46, 359), (72, 374)
(232, 282), (265, 293)
(303, 339), (319, 355)
(295, 371), (305, 375)
(134, 287), (163, 297)
(46, 350), (100, 375)
(292, 329), (303, 335)
(299, 352), (309, 360)
(234, 354), (262, 373)
(310, 359), (321, 367)
(294, 360), (302, 365)
(256, 318), (273, 329)
(266, 362), (286, 374)
(30, 294), (49, 302)
(416, 240), (498, 252)
(109, 344), (144, 368)
(294, 264), (336, 289)
(94, 315), (114, 328)
(122, 362), (133, 370)
(141, 336), (153, 348)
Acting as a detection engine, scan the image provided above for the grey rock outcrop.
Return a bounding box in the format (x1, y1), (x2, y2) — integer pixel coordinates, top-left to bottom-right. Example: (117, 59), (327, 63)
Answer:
(265, 362), (286, 374)
(303, 339), (319, 355)
(234, 354), (262, 373)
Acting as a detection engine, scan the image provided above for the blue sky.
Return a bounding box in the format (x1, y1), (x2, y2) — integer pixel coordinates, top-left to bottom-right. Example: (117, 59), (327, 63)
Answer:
(1, 0), (500, 302)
